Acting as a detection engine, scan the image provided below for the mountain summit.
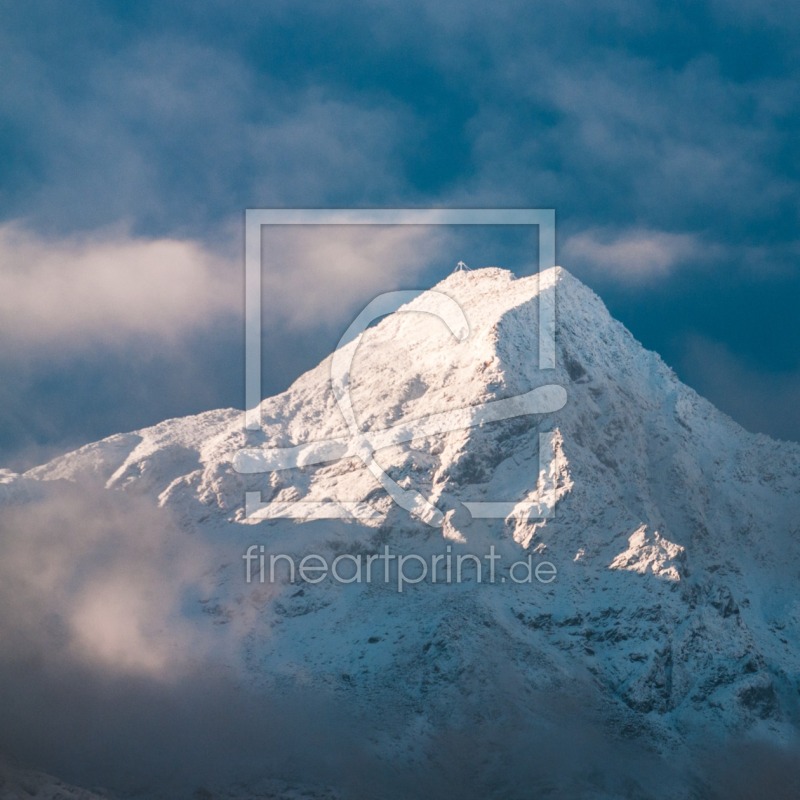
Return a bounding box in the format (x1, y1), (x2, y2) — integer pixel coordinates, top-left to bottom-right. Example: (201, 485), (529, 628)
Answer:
(4, 266), (800, 796)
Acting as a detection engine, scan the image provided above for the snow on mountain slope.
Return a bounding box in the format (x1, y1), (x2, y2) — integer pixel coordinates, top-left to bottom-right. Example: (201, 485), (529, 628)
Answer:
(4, 266), (800, 795)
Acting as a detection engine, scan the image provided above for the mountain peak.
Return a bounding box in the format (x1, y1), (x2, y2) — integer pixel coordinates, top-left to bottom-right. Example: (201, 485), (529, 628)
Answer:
(9, 258), (800, 753)
(430, 263), (576, 304)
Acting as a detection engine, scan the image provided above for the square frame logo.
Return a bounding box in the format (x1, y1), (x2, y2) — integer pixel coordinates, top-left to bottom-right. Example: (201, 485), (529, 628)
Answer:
(236, 209), (564, 527)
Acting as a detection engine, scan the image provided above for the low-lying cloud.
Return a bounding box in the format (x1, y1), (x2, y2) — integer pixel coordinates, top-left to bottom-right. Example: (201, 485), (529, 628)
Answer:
(0, 223), (240, 351)
(1, 480), (799, 798)
(0, 482), (215, 677)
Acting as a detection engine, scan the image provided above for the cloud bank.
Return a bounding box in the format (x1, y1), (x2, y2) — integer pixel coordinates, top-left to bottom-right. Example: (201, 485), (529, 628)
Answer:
(0, 224), (239, 351)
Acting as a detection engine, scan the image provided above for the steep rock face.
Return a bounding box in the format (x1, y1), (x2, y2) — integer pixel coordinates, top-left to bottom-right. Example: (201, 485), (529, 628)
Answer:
(9, 267), (800, 758)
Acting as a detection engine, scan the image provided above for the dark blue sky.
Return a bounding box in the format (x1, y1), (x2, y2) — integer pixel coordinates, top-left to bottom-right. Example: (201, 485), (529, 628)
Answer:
(1, 0), (798, 468)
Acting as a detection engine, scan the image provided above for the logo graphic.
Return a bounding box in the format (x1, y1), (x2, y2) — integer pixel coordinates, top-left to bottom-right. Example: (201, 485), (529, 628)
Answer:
(235, 210), (564, 527)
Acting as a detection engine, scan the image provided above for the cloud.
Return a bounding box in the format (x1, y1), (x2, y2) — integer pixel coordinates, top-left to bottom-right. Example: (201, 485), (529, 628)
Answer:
(562, 226), (704, 282)
(0, 219), (455, 469)
(0, 482), (390, 793)
(0, 0), (797, 468)
(0, 483), (215, 677)
(1, 0), (798, 245)
(0, 223), (240, 351)
(0, 481), (379, 794)
(261, 223), (454, 329)
(0, 217), (453, 360)
(1, 479), (799, 798)
(0, 213), (537, 369)
(0, 15), (417, 235)
(441, 7), (799, 243)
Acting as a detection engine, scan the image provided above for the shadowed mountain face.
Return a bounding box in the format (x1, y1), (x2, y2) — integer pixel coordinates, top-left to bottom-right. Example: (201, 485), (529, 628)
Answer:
(2, 267), (800, 798)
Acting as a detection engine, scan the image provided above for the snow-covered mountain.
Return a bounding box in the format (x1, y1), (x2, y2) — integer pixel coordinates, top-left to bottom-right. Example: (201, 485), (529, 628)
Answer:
(2, 266), (800, 798)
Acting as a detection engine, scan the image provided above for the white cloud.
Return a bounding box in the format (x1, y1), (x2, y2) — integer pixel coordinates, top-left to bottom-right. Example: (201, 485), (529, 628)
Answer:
(562, 227), (703, 282)
(0, 220), (455, 355)
(0, 484), (215, 677)
(261, 224), (454, 328)
(0, 223), (241, 350)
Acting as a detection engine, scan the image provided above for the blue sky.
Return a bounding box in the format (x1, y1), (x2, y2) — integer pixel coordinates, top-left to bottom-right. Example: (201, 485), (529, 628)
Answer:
(1, 0), (798, 467)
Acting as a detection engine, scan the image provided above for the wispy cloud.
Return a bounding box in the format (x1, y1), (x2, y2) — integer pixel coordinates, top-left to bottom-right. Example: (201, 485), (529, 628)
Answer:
(562, 227), (705, 282)
(262, 224), (454, 329)
(0, 224), (240, 350)
(0, 20), (415, 234)
(0, 219), (455, 351)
